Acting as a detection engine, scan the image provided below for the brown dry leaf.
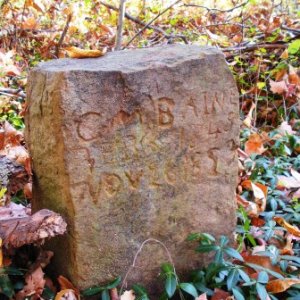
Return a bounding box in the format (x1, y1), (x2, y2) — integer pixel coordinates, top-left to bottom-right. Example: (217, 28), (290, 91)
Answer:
(25, 0), (44, 12)
(266, 278), (300, 294)
(244, 133), (267, 155)
(211, 288), (231, 300)
(273, 216), (300, 237)
(120, 290), (135, 300)
(242, 254), (282, 276)
(58, 276), (80, 299)
(241, 180), (268, 198)
(280, 235), (294, 255)
(251, 182), (267, 212)
(196, 293), (208, 300)
(280, 49), (289, 59)
(275, 68), (287, 81)
(269, 79), (288, 95)
(4, 145), (31, 172)
(55, 289), (78, 300)
(110, 288), (119, 300)
(16, 266), (46, 300)
(65, 46), (106, 59)
(288, 65), (300, 85)
(22, 16), (38, 30)
(236, 194), (258, 217)
(24, 182), (32, 199)
(3, 120), (23, 146)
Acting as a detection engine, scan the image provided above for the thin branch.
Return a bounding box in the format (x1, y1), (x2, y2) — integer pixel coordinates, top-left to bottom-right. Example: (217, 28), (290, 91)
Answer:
(55, 13), (72, 58)
(183, 0), (249, 13)
(223, 43), (287, 58)
(0, 88), (26, 98)
(100, 1), (187, 45)
(281, 24), (300, 34)
(124, 0), (182, 48)
(115, 0), (126, 50)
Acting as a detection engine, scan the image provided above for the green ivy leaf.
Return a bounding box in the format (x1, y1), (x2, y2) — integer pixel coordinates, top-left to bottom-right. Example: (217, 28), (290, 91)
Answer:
(165, 274), (177, 298)
(256, 282), (268, 300)
(132, 284), (150, 300)
(224, 247), (244, 261)
(179, 283), (198, 298)
(232, 287), (245, 300)
(288, 39), (300, 54)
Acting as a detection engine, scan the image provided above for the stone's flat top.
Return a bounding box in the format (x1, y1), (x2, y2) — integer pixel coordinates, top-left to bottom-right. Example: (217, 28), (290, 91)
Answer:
(36, 45), (221, 73)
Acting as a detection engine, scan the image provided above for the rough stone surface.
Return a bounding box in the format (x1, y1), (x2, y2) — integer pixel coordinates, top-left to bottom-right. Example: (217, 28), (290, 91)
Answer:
(25, 45), (239, 290)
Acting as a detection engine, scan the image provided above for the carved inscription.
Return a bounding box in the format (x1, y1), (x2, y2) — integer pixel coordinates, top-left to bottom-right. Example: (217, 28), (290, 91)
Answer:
(72, 89), (236, 202)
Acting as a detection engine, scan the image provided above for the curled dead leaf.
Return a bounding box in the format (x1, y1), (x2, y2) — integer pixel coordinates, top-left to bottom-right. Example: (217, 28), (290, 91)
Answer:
(65, 46), (106, 59)
(269, 79), (288, 95)
(55, 289), (78, 300)
(58, 276), (80, 299)
(266, 278), (300, 294)
(273, 216), (300, 237)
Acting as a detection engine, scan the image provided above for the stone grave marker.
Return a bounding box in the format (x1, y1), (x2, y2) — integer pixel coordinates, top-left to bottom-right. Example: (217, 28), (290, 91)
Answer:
(25, 45), (239, 289)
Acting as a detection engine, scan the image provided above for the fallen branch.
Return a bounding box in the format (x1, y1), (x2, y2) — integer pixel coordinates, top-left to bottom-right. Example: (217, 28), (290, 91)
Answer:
(0, 88), (26, 98)
(100, 1), (187, 46)
(0, 209), (67, 248)
(223, 43), (287, 59)
(182, 0), (249, 13)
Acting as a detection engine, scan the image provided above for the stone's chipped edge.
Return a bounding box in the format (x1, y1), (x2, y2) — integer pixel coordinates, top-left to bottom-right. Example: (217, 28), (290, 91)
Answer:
(33, 45), (224, 73)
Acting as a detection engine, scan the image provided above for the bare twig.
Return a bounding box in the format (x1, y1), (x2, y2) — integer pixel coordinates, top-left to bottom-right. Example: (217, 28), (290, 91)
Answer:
(183, 0), (249, 13)
(115, 0), (126, 50)
(100, 1), (187, 45)
(223, 43), (287, 59)
(124, 0), (182, 48)
(120, 238), (176, 293)
(55, 13), (72, 58)
(281, 24), (300, 34)
(0, 88), (26, 98)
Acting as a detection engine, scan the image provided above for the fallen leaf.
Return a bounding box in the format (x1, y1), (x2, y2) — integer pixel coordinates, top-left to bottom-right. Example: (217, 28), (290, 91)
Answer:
(243, 102), (256, 127)
(277, 121), (295, 136)
(16, 266), (46, 300)
(236, 194), (258, 217)
(273, 216), (300, 237)
(120, 290), (135, 300)
(269, 79), (288, 95)
(244, 133), (267, 155)
(277, 169), (300, 189)
(280, 235), (294, 255)
(266, 278), (300, 293)
(55, 289), (78, 300)
(65, 46), (106, 58)
(110, 288), (119, 300)
(280, 49), (289, 59)
(242, 254), (282, 276)
(196, 293), (208, 300)
(57, 276), (79, 299)
(211, 288), (231, 300)
(251, 182), (267, 212)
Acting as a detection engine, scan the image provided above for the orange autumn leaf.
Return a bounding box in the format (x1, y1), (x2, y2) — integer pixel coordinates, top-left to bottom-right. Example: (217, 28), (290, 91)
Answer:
(242, 254), (282, 276)
(65, 46), (106, 59)
(57, 276), (79, 298)
(244, 133), (267, 155)
(211, 288), (231, 300)
(273, 216), (300, 237)
(266, 278), (300, 294)
(55, 289), (78, 300)
(241, 180), (268, 198)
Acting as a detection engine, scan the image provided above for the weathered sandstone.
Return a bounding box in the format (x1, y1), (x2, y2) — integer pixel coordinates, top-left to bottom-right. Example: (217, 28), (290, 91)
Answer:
(25, 45), (239, 289)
